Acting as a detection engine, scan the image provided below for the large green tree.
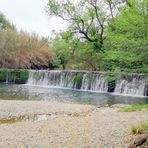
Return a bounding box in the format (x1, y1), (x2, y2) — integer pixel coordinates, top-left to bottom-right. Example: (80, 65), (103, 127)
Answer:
(47, 0), (148, 72)
(104, 0), (148, 72)
(52, 31), (102, 70)
(47, 0), (127, 70)
(47, 0), (125, 52)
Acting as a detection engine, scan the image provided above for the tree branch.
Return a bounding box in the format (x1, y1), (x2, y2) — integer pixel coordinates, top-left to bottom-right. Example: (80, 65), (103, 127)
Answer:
(86, 17), (94, 34)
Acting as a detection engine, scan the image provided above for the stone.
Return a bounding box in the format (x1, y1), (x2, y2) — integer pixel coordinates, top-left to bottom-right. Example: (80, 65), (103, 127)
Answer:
(143, 140), (148, 148)
(128, 134), (148, 148)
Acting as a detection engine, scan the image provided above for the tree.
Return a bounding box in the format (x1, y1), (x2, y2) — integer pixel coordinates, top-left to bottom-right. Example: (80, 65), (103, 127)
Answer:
(104, 0), (148, 72)
(0, 12), (12, 30)
(47, 0), (147, 72)
(52, 31), (102, 70)
(47, 0), (125, 52)
(47, 0), (128, 70)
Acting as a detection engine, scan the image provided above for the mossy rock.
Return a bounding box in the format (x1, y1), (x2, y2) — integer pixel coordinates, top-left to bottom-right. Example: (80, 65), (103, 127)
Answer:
(74, 73), (83, 89)
(0, 69), (29, 84)
(15, 70), (29, 84)
(107, 72), (118, 92)
(0, 69), (8, 82)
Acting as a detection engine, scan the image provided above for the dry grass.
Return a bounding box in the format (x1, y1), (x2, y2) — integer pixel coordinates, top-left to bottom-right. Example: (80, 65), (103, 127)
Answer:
(0, 30), (54, 69)
(131, 121), (148, 135)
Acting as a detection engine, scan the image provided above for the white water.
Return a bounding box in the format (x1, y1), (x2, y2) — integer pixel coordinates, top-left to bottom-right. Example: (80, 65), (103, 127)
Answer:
(81, 72), (108, 92)
(27, 70), (108, 92)
(27, 70), (148, 96)
(114, 74), (148, 96)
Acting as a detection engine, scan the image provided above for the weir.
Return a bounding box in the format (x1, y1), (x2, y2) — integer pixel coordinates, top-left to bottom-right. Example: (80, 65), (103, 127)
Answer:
(114, 74), (148, 96)
(27, 70), (108, 92)
(26, 70), (148, 96)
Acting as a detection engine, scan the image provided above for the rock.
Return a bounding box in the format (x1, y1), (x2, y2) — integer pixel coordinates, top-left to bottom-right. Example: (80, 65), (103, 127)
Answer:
(137, 129), (148, 135)
(143, 140), (148, 148)
(134, 135), (147, 146)
(128, 134), (148, 148)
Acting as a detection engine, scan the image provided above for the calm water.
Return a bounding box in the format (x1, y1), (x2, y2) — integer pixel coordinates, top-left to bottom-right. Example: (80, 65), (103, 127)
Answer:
(0, 84), (148, 106)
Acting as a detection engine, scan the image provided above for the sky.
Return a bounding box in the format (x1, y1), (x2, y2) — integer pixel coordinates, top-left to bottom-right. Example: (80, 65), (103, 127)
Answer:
(0, 0), (68, 37)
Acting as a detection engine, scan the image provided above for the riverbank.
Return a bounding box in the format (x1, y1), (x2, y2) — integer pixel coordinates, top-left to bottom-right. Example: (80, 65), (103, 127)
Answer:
(0, 100), (147, 147)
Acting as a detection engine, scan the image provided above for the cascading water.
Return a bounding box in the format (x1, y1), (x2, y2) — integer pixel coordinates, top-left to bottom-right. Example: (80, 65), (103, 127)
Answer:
(5, 70), (16, 84)
(114, 74), (148, 96)
(27, 70), (108, 92)
(26, 70), (148, 96)
(27, 70), (61, 86)
(81, 72), (108, 92)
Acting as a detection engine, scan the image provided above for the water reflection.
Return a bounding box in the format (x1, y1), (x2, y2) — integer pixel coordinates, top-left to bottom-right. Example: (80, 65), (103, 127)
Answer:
(0, 84), (147, 106)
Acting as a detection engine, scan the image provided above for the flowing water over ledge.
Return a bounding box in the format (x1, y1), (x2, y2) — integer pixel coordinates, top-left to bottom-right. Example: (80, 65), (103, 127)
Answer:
(0, 84), (147, 106)
(1, 70), (148, 96)
(27, 70), (148, 96)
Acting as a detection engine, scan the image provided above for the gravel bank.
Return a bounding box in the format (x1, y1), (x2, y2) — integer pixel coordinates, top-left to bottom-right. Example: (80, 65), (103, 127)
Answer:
(0, 100), (147, 147)
(0, 100), (94, 118)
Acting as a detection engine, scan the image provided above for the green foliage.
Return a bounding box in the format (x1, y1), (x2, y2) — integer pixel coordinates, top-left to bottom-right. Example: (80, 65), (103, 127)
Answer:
(88, 72), (94, 80)
(74, 73), (83, 89)
(52, 31), (73, 69)
(104, 0), (148, 72)
(15, 70), (29, 84)
(131, 121), (148, 134)
(107, 72), (119, 92)
(0, 69), (8, 82)
(52, 31), (103, 70)
(49, 0), (148, 73)
(0, 12), (12, 30)
(119, 104), (148, 112)
(0, 69), (29, 84)
(0, 1), (147, 73)
(47, 0), (124, 54)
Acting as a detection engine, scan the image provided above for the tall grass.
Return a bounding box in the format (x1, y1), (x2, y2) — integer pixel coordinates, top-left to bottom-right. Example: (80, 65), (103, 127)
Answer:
(131, 121), (148, 134)
(0, 30), (54, 69)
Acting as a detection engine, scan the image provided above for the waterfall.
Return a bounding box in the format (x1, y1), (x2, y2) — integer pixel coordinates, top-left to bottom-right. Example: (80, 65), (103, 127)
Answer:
(81, 72), (108, 92)
(26, 70), (148, 96)
(5, 70), (16, 84)
(114, 74), (148, 96)
(81, 73), (90, 90)
(27, 70), (108, 92)
(27, 70), (61, 86)
(5, 71), (9, 84)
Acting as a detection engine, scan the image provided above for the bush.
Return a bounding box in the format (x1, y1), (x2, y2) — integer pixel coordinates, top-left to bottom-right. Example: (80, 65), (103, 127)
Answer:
(0, 30), (54, 69)
(0, 69), (29, 84)
(0, 69), (8, 82)
(74, 73), (84, 89)
(131, 121), (148, 134)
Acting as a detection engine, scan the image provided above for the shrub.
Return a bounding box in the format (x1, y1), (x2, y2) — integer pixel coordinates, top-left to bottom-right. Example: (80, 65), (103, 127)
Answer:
(131, 121), (148, 134)
(0, 30), (54, 69)
(0, 69), (29, 84)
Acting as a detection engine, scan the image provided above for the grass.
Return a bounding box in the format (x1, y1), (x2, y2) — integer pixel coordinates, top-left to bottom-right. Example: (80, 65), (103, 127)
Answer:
(119, 104), (148, 112)
(131, 121), (148, 134)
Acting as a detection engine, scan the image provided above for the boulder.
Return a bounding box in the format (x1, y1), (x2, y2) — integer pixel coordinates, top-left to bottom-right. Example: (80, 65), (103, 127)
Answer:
(128, 134), (148, 148)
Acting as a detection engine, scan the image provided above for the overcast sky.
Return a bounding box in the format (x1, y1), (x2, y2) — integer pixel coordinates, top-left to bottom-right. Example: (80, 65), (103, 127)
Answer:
(0, 0), (68, 37)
